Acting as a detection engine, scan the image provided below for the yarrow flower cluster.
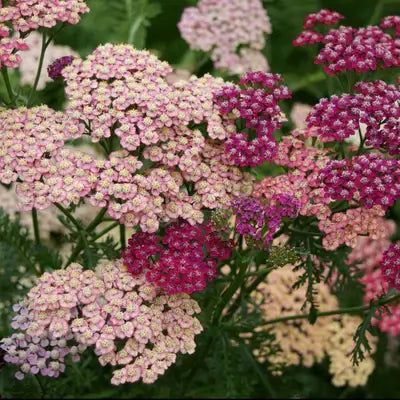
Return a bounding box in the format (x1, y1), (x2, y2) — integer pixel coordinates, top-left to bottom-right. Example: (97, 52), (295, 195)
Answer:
(47, 55), (74, 80)
(0, 106), (82, 185)
(0, 0), (89, 32)
(0, 23), (28, 68)
(380, 242), (400, 291)
(123, 221), (232, 294)
(306, 81), (400, 148)
(214, 71), (291, 167)
(231, 194), (299, 246)
(1, 261), (203, 385)
(59, 44), (252, 231)
(319, 154), (400, 209)
(251, 266), (376, 387)
(293, 10), (400, 75)
(178, 0), (271, 74)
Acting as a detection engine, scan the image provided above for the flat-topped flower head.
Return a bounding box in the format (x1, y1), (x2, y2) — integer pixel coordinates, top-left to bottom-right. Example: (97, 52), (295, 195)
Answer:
(319, 154), (400, 209)
(0, 0), (89, 32)
(307, 81), (400, 149)
(0, 106), (82, 185)
(123, 221), (232, 294)
(293, 11), (400, 75)
(1, 261), (203, 385)
(178, 0), (271, 74)
(0, 23), (28, 68)
(214, 71), (291, 167)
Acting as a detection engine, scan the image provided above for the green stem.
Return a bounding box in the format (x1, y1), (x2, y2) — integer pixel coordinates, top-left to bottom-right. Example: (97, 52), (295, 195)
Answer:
(91, 221), (119, 241)
(55, 203), (85, 231)
(119, 223), (126, 249)
(257, 292), (400, 328)
(212, 253), (249, 324)
(1, 68), (16, 107)
(31, 208), (41, 245)
(27, 32), (52, 106)
(368, 0), (385, 25)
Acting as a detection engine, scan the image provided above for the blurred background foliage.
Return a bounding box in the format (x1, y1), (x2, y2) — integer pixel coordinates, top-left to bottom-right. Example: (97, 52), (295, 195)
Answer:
(1, 0), (400, 398)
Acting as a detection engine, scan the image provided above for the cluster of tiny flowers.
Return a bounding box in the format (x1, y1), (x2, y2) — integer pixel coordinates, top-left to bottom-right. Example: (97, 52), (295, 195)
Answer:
(0, 0), (89, 32)
(381, 15), (400, 36)
(123, 221), (232, 295)
(307, 81), (400, 147)
(380, 242), (400, 291)
(60, 44), (252, 231)
(318, 206), (388, 250)
(0, 106), (82, 185)
(251, 266), (376, 387)
(0, 23), (28, 68)
(178, 0), (271, 74)
(231, 194), (299, 246)
(214, 71), (291, 167)
(48, 55), (75, 80)
(254, 131), (331, 220)
(293, 11), (400, 74)
(319, 154), (400, 209)
(15, 148), (98, 211)
(18, 32), (77, 89)
(1, 261), (203, 385)
(346, 220), (400, 336)
(303, 9), (344, 29)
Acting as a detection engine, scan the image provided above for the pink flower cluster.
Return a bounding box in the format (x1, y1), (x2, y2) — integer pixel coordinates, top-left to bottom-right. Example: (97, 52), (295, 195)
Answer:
(15, 148), (98, 211)
(178, 0), (271, 74)
(254, 132), (331, 220)
(0, 106), (82, 185)
(123, 221), (232, 294)
(1, 261), (203, 385)
(0, 23), (28, 68)
(318, 206), (388, 250)
(303, 9), (344, 29)
(307, 81), (400, 148)
(214, 71), (291, 167)
(362, 269), (400, 336)
(59, 44), (252, 231)
(293, 11), (400, 75)
(319, 154), (400, 209)
(0, 0), (89, 32)
(381, 242), (400, 291)
(381, 15), (400, 36)
(231, 194), (299, 245)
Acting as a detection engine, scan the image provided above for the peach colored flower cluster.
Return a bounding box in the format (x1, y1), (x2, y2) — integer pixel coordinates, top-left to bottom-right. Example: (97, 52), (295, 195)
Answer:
(318, 206), (389, 250)
(178, 0), (271, 74)
(0, 106), (82, 185)
(19, 32), (78, 90)
(1, 260), (203, 385)
(251, 266), (376, 387)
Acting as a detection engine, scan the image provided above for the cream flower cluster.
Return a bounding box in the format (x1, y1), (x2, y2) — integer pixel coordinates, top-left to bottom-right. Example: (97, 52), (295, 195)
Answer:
(1, 260), (203, 385)
(252, 266), (376, 387)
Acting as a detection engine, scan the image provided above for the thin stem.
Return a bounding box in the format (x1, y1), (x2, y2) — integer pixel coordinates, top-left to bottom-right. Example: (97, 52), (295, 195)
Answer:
(119, 223), (126, 249)
(258, 292), (400, 328)
(92, 221), (119, 241)
(1, 68), (16, 107)
(368, 0), (385, 25)
(31, 208), (41, 246)
(212, 253), (249, 324)
(27, 32), (52, 106)
(244, 265), (275, 278)
(55, 203), (84, 231)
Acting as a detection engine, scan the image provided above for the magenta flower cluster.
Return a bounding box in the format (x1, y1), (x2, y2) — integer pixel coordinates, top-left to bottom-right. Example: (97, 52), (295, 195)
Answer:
(48, 55), (74, 80)
(1, 262), (203, 385)
(214, 71), (291, 167)
(319, 154), (400, 209)
(123, 221), (232, 295)
(293, 10), (400, 75)
(381, 242), (400, 291)
(231, 194), (299, 245)
(307, 80), (400, 148)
